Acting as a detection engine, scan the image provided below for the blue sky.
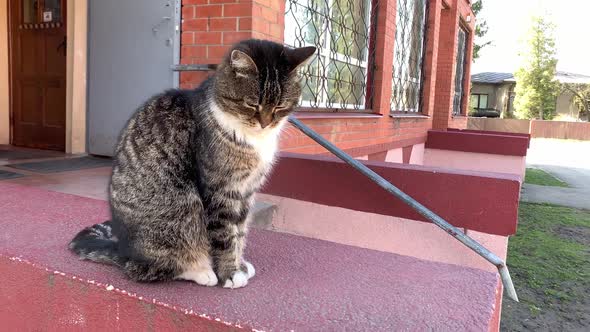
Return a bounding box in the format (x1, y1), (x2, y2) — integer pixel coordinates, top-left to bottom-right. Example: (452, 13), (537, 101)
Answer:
(471, 0), (590, 75)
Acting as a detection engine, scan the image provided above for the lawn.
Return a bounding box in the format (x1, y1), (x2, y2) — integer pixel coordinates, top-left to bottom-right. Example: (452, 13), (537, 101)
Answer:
(501, 203), (590, 330)
(524, 168), (569, 187)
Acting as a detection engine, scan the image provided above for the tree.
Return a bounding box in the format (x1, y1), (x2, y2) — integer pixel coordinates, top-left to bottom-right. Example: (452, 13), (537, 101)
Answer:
(514, 16), (559, 120)
(471, 0), (491, 60)
(560, 83), (590, 120)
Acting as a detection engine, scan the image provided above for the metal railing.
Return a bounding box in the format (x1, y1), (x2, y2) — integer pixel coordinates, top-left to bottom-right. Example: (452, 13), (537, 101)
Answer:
(288, 116), (518, 302)
(171, 64), (217, 72)
(174, 64), (519, 302)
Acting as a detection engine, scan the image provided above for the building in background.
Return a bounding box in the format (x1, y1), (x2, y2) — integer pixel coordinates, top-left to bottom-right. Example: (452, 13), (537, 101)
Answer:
(469, 72), (516, 118)
(471, 71), (590, 120)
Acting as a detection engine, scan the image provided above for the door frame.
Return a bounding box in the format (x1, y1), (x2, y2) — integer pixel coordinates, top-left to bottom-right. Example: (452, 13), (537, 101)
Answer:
(1, 0), (87, 153)
(0, 0), (9, 145)
(63, 0), (88, 154)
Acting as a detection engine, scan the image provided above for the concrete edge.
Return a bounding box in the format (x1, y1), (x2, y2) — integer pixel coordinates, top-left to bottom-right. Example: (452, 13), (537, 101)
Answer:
(0, 254), (242, 331)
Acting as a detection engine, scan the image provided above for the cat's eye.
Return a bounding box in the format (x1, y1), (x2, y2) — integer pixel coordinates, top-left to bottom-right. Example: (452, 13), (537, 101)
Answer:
(273, 105), (291, 119)
(245, 102), (259, 110)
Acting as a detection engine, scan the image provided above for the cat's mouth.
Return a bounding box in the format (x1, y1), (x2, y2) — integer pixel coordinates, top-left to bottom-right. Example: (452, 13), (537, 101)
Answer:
(250, 122), (272, 131)
(244, 116), (275, 131)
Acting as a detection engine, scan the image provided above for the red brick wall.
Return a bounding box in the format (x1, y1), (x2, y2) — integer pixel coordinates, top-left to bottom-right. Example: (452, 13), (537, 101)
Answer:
(458, 0), (475, 120)
(279, 116), (432, 156)
(421, 0), (443, 117)
(179, 0), (283, 89)
(179, 0), (474, 155)
(433, 0), (475, 130)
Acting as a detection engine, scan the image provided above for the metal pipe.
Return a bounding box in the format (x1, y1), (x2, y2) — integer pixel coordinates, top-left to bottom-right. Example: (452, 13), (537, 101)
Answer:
(288, 116), (519, 302)
(171, 64), (218, 72)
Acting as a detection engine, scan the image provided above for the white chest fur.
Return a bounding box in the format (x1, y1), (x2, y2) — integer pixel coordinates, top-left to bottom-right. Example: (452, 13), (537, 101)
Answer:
(210, 101), (285, 168)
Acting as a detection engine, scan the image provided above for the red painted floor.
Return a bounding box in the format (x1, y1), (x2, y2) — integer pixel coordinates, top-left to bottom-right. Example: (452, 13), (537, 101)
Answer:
(0, 183), (501, 330)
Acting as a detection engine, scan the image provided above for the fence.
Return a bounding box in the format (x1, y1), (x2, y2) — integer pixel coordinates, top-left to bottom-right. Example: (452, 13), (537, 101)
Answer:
(467, 118), (590, 140)
(467, 118), (530, 134)
(530, 120), (590, 140)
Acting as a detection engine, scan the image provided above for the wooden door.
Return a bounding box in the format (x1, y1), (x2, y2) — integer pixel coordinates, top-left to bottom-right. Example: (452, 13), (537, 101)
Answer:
(9, 0), (67, 151)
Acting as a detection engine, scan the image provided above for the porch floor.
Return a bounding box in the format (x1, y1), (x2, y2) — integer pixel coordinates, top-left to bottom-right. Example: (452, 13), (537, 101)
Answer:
(0, 146), (110, 200)
(0, 182), (501, 331)
(0, 147), (503, 330)
(0, 145), (69, 165)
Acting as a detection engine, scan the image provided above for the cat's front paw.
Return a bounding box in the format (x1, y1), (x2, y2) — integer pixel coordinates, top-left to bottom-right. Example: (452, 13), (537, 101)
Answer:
(242, 260), (256, 278)
(222, 261), (255, 289)
(177, 268), (218, 287)
(223, 270), (249, 289)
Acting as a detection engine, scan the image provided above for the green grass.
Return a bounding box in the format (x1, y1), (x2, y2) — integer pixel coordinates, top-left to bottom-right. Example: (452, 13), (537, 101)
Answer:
(508, 203), (590, 304)
(524, 168), (569, 187)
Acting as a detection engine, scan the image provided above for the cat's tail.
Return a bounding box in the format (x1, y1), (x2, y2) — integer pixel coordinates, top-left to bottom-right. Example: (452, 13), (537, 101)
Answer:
(69, 220), (125, 266)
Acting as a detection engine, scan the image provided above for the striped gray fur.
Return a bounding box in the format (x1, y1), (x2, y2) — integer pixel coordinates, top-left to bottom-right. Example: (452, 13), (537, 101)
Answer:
(69, 39), (316, 288)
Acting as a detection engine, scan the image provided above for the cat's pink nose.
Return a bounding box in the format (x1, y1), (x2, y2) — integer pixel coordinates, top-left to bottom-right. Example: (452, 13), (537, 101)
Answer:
(258, 113), (273, 128)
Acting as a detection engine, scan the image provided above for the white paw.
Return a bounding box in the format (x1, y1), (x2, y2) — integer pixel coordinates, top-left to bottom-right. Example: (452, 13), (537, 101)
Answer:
(177, 268), (218, 287)
(243, 260), (256, 278)
(223, 270), (249, 289)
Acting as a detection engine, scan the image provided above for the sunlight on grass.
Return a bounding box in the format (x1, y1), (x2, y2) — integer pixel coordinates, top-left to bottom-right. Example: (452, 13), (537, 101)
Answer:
(524, 168), (569, 187)
(508, 203), (590, 303)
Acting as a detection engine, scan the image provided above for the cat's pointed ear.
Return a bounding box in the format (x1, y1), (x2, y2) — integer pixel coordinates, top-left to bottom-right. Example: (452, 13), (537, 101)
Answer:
(230, 50), (258, 74)
(284, 46), (317, 72)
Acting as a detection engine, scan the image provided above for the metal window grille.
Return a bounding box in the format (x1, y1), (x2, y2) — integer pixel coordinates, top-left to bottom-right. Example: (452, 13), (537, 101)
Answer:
(284, 0), (379, 110)
(453, 27), (467, 115)
(391, 0), (428, 113)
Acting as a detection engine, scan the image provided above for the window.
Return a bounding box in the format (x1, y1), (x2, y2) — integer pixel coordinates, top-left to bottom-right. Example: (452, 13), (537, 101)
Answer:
(469, 95), (478, 109)
(22, 0), (62, 24)
(284, 0), (377, 110)
(43, 0), (62, 23)
(470, 94), (488, 109)
(22, 0), (38, 23)
(391, 0), (428, 113)
(452, 27), (468, 115)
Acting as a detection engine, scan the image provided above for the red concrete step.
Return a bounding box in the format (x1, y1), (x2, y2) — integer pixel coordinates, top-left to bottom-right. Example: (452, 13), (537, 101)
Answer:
(0, 183), (501, 331)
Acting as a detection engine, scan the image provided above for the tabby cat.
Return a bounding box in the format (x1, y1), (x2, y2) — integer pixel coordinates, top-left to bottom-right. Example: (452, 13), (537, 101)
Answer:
(69, 39), (316, 288)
